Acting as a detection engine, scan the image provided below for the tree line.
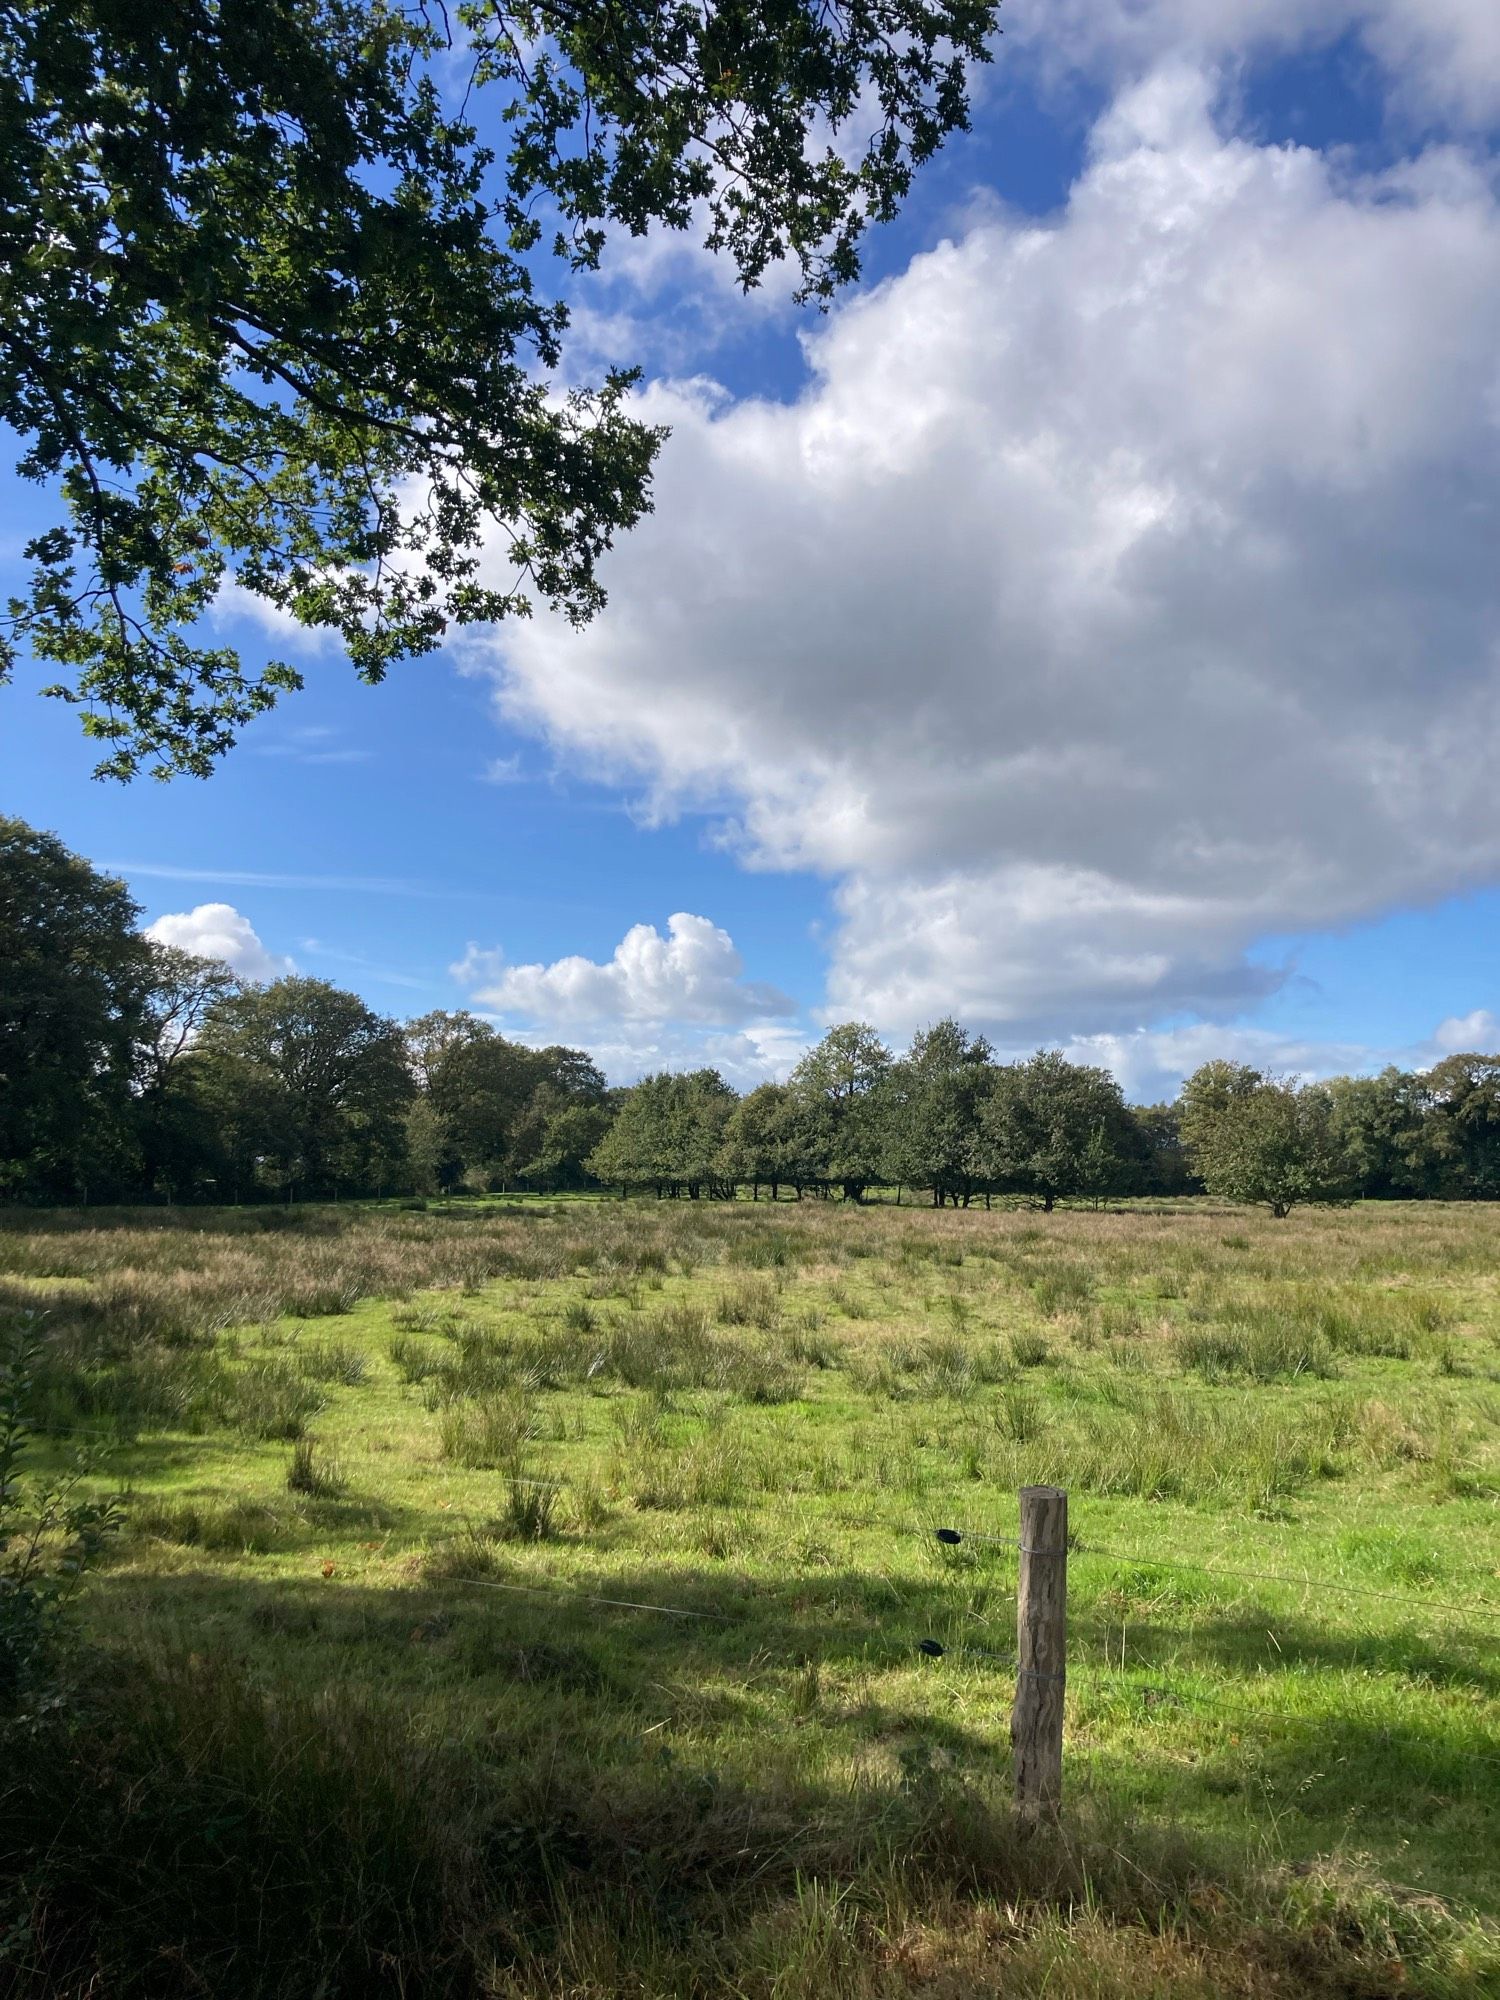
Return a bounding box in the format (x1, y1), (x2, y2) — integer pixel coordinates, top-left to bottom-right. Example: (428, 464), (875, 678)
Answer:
(4, 818), (1499, 1214)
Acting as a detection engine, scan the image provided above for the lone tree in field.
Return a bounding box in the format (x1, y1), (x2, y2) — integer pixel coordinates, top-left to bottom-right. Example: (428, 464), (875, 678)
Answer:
(1178, 1061), (1349, 1218)
(0, 0), (997, 776)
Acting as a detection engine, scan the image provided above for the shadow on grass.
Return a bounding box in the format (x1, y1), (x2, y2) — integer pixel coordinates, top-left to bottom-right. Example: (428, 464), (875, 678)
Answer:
(4, 1555), (1496, 1998)
(80, 1556), (1500, 1859)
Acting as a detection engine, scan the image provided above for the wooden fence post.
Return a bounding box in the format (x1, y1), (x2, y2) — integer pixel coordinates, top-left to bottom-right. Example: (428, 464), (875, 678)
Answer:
(1012, 1484), (1067, 1820)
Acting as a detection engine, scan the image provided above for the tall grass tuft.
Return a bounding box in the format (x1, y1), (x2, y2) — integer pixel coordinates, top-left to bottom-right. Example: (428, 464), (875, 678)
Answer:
(286, 1437), (346, 1498)
(499, 1466), (560, 1540)
(437, 1392), (541, 1468)
(233, 1359), (326, 1439)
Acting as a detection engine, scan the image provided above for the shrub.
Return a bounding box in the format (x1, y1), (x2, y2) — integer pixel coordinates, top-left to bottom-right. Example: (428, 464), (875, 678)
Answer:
(1032, 1265), (1093, 1316)
(1176, 1315), (1338, 1383)
(0, 1324), (121, 1714)
(389, 1333), (443, 1384)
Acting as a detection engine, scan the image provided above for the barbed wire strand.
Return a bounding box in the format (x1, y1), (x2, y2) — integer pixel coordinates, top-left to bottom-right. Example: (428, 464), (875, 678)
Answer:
(449, 1573), (735, 1621)
(917, 1646), (1500, 1774)
(1071, 1540), (1500, 1624)
(925, 1526), (1500, 1625)
(31, 1432), (1500, 1623)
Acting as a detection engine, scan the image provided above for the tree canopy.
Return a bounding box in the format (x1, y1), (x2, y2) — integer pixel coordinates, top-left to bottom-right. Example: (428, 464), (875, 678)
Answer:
(1179, 1063), (1348, 1218)
(10, 817), (1500, 1215)
(0, 815), (149, 1199)
(978, 1049), (1140, 1212)
(0, 0), (997, 776)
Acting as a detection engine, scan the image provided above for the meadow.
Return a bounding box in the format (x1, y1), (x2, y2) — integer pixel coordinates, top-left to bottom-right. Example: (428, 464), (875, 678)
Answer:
(3, 1194), (1499, 1998)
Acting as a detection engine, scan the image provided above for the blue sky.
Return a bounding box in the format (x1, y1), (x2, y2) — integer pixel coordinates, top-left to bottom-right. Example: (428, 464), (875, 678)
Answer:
(4, 1), (1499, 1100)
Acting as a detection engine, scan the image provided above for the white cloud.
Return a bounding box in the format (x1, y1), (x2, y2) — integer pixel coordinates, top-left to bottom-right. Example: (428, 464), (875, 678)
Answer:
(1431, 1008), (1500, 1054)
(451, 943), (508, 988)
(212, 579), (339, 655)
(145, 903), (294, 982)
(1004, 0), (1500, 128)
(463, 913), (795, 1032)
(1061, 1002), (1500, 1103)
(484, 67), (1500, 1049)
(480, 754), (527, 785)
(544, 1020), (809, 1090)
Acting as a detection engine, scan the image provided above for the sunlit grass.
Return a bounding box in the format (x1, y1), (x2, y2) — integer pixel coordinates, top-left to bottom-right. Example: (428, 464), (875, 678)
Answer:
(4, 1193), (1500, 1995)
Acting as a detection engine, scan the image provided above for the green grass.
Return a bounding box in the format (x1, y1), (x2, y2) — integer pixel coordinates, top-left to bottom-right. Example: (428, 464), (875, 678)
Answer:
(3, 1194), (1500, 1996)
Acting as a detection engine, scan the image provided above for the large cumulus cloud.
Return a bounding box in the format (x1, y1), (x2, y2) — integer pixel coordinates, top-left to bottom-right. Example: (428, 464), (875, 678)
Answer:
(483, 66), (1500, 1056)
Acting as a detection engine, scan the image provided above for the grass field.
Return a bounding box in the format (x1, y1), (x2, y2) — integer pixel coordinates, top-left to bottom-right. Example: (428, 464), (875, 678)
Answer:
(4, 1194), (1500, 1997)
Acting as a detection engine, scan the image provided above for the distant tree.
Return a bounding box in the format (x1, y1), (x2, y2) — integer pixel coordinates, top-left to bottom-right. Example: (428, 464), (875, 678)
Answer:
(2, 0), (995, 776)
(789, 1023), (892, 1201)
(1179, 1064), (1349, 1218)
(404, 1011), (491, 1095)
(718, 1083), (820, 1200)
(979, 1050), (1138, 1212)
(0, 816), (150, 1201)
(199, 977), (412, 1199)
(1129, 1101), (1197, 1196)
(670, 1069), (739, 1197)
(509, 1088), (613, 1193)
(500, 1045), (611, 1189)
(134, 944), (240, 1200)
(403, 1095), (447, 1199)
(1422, 1054), (1500, 1200)
(404, 1013), (608, 1191)
(528, 1046), (609, 1106)
(137, 945), (239, 1098)
(1325, 1068), (1437, 1199)
(588, 1069), (736, 1197)
(588, 1077), (670, 1195)
(886, 1018), (995, 1206)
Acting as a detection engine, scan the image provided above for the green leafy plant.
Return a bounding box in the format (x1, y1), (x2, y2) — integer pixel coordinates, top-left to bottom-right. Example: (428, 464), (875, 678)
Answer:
(0, 1321), (121, 1715)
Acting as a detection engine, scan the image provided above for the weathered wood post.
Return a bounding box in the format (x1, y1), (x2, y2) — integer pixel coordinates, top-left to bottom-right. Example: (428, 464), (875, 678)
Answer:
(1012, 1483), (1067, 1820)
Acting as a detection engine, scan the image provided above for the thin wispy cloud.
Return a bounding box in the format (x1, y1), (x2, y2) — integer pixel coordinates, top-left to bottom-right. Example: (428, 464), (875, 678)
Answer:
(107, 862), (454, 897)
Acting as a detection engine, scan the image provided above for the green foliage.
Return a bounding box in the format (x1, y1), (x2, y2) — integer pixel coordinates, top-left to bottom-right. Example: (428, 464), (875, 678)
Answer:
(789, 1022), (893, 1200)
(717, 1083), (823, 1199)
(979, 1050), (1140, 1211)
(405, 1012), (608, 1194)
(0, 817), (150, 1202)
(0, 1320), (121, 1714)
(197, 977), (413, 1199)
(589, 1067), (739, 1195)
(1422, 1052), (1500, 1198)
(884, 1018), (995, 1206)
(1, 0), (994, 776)
(1180, 1064), (1351, 1218)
